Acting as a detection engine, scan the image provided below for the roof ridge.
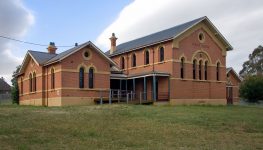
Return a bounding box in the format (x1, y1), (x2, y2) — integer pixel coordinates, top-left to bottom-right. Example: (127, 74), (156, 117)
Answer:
(116, 16), (206, 47)
(28, 50), (58, 55)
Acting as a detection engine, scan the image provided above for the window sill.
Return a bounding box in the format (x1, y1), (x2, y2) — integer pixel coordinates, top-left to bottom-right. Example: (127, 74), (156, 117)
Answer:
(144, 64), (150, 67)
(79, 88), (95, 91)
(193, 80), (210, 83)
(157, 61), (165, 64)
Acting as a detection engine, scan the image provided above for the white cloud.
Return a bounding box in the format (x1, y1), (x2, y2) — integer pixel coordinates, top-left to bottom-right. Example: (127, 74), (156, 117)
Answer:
(0, 0), (34, 84)
(96, 0), (263, 73)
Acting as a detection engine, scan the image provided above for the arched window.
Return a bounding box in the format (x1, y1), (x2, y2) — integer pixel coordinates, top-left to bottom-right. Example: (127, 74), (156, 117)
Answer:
(145, 50), (149, 65)
(180, 58), (184, 79)
(120, 57), (125, 69)
(216, 62), (220, 81)
(33, 72), (36, 92)
(204, 61), (208, 80)
(21, 77), (23, 94)
(193, 60), (196, 79)
(89, 68), (94, 88)
(159, 47), (164, 62)
(51, 68), (55, 89)
(132, 53), (136, 67)
(79, 67), (84, 88)
(29, 73), (32, 92)
(199, 60), (202, 80)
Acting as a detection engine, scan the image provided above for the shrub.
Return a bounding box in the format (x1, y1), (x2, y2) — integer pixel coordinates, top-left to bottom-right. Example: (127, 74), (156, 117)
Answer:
(239, 75), (263, 102)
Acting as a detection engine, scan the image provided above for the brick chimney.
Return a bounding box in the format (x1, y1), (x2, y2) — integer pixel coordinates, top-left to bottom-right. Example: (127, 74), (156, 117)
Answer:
(47, 42), (57, 54)
(109, 33), (117, 54)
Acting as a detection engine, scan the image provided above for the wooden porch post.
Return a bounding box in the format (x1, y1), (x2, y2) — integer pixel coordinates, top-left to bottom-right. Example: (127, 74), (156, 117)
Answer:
(120, 79), (122, 91)
(168, 76), (170, 101)
(153, 75), (156, 101)
(144, 77), (147, 100)
(133, 78), (135, 92)
(125, 79), (128, 93)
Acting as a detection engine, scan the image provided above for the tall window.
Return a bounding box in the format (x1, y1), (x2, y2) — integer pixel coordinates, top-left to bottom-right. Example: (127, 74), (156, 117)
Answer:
(132, 53), (136, 67)
(204, 61), (208, 80)
(193, 60), (196, 79)
(159, 47), (164, 62)
(51, 68), (55, 89)
(33, 72), (36, 92)
(145, 50), (149, 65)
(21, 78), (23, 94)
(79, 67), (84, 88)
(29, 73), (32, 92)
(120, 57), (125, 69)
(180, 58), (184, 79)
(89, 68), (94, 88)
(216, 62), (220, 81)
(199, 60), (202, 80)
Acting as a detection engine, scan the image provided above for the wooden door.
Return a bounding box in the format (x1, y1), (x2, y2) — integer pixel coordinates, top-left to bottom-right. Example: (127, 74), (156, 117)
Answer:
(226, 87), (233, 104)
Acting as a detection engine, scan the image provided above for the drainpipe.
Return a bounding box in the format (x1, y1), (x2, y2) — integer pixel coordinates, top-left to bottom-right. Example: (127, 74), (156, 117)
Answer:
(126, 53), (129, 75)
(152, 47), (155, 72)
(46, 67), (49, 107)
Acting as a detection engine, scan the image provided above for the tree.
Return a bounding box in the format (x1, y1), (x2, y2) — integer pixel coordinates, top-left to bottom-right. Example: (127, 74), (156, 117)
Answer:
(239, 75), (263, 102)
(239, 45), (263, 78)
(11, 65), (21, 104)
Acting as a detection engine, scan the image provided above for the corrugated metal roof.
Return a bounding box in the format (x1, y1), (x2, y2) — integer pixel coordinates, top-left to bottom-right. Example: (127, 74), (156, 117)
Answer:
(28, 50), (57, 65)
(107, 16), (206, 56)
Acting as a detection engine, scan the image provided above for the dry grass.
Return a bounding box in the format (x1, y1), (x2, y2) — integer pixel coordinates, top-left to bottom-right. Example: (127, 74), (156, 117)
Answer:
(0, 104), (262, 150)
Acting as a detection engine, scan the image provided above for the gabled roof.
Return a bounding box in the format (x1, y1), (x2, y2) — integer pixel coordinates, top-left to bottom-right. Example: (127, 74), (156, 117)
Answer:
(227, 67), (242, 82)
(107, 16), (233, 56)
(18, 50), (57, 75)
(0, 78), (11, 91)
(29, 50), (57, 65)
(18, 41), (119, 75)
(44, 41), (117, 66)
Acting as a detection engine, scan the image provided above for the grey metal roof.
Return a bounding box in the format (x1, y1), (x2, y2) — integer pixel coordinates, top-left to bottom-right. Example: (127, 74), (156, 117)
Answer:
(45, 42), (89, 64)
(226, 67), (232, 74)
(28, 50), (57, 65)
(44, 41), (118, 67)
(107, 16), (206, 56)
(0, 78), (11, 91)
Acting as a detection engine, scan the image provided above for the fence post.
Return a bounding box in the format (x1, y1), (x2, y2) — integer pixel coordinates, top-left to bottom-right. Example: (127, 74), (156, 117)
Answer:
(126, 93), (129, 104)
(109, 89), (112, 104)
(100, 90), (103, 105)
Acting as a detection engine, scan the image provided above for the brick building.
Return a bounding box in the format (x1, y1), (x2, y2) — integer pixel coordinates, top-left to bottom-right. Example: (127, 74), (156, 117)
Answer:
(226, 68), (241, 104)
(17, 16), (240, 106)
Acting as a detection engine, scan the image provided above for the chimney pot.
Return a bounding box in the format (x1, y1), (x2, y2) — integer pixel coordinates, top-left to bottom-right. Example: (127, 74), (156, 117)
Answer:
(75, 43), (78, 47)
(110, 33), (117, 54)
(47, 42), (57, 54)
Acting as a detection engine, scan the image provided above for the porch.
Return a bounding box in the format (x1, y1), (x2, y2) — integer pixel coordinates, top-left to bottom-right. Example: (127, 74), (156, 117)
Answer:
(95, 72), (170, 104)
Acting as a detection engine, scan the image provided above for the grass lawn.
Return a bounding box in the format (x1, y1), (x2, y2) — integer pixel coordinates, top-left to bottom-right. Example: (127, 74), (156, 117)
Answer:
(0, 104), (262, 150)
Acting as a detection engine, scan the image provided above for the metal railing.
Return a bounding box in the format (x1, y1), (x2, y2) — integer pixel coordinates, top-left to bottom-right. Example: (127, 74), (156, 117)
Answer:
(98, 89), (169, 105)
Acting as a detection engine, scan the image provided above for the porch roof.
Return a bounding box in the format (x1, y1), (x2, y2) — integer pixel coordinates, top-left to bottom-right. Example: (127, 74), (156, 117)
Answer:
(110, 71), (170, 80)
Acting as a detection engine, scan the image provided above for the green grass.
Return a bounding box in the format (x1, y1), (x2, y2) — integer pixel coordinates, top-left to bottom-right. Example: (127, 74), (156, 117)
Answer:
(0, 104), (262, 150)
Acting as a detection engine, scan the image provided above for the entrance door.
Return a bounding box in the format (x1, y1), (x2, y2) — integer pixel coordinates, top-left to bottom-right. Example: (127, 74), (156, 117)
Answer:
(226, 87), (233, 104)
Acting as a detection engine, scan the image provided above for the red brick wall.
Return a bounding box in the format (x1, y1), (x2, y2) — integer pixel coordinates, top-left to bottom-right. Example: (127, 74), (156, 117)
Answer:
(111, 41), (173, 75)
(60, 46), (111, 98)
(18, 45), (112, 105)
(18, 58), (45, 102)
(110, 27), (227, 102)
(227, 70), (240, 103)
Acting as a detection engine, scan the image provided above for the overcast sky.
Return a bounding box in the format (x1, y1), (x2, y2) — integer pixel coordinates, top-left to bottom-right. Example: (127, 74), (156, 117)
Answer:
(0, 0), (262, 84)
